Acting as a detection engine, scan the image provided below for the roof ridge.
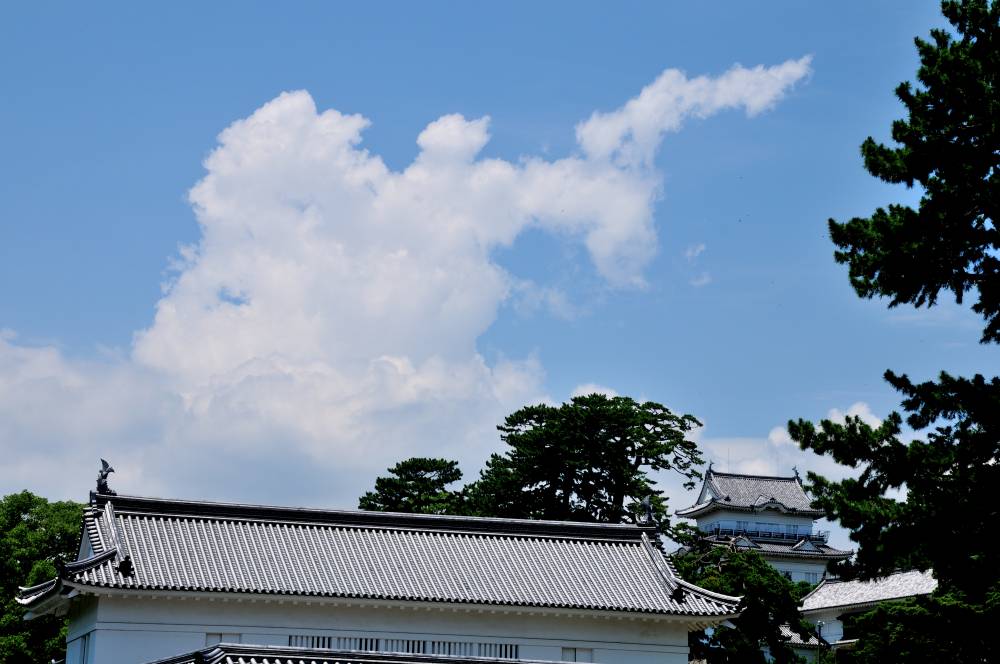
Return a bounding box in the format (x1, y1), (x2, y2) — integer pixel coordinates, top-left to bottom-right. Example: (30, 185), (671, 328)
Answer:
(638, 533), (679, 592)
(92, 493), (656, 542)
(709, 469), (799, 481)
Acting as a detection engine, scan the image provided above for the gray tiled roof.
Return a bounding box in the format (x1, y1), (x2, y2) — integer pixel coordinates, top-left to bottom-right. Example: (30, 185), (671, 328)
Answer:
(20, 493), (739, 618)
(149, 644), (552, 664)
(800, 570), (937, 612)
(677, 469), (823, 517)
(702, 534), (849, 560)
(704, 536), (851, 561)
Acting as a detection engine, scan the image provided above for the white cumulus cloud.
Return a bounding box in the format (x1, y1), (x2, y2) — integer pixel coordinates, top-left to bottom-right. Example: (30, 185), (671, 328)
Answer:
(0, 57), (812, 506)
(576, 56), (812, 168)
(827, 401), (882, 427)
(571, 383), (620, 398)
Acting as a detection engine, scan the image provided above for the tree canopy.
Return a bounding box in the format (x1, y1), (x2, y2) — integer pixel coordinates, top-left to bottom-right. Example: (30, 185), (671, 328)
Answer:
(828, 0), (1000, 342)
(357, 457), (464, 515)
(674, 541), (816, 664)
(464, 394), (704, 526)
(0, 491), (84, 664)
(790, 2), (1000, 661)
(361, 394), (705, 528)
(361, 394), (815, 661)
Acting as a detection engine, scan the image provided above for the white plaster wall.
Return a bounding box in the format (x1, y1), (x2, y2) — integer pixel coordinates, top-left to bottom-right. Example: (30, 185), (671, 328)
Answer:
(75, 594), (694, 664)
(65, 595), (99, 664)
(695, 510), (815, 532)
(690, 510), (832, 583)
(766, 559), (828, 583)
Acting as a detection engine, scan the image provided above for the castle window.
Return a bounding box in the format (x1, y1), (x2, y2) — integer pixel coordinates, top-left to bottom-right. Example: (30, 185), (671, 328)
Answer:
(206, 633), (241, 646)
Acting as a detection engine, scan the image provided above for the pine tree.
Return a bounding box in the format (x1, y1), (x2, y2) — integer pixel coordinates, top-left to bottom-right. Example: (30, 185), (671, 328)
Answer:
(789, 2), (999, 661)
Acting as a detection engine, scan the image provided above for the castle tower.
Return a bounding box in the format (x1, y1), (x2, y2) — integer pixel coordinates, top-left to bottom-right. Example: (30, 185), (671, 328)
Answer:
(677, 466), (850, 583)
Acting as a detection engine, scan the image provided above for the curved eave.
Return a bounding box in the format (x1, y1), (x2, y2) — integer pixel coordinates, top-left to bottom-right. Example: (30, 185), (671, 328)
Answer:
(64, 547), (119, 573)
(761, 550), (852, 562)
(17, 548), (120, 616)
(673, 577), (742, 608)
(705, 540), (852, 561)
(16, 578), (79, 619)
(639, 534), (742, 619)
(677, 500), (824, 519)
(16, 578), (61, 606)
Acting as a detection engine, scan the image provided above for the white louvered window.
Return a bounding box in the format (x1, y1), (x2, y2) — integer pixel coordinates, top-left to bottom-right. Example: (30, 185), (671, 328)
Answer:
(382, 639), (426, 653)
(289, 635), (333, 648)
(561, 647), (593, 662)
(336, 636), (381, 651)
(313, 636), (517, 659)
(478, 642), (519, 658)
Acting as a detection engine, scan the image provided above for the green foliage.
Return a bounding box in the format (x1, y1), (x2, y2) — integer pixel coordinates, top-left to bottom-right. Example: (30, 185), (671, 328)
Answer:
(674, 539), (813, 664)
(789, 371), (1000, 662)
(789, 371), (1000, 602)
(361, 395), (812, 662)
(464, 394), (703, 527)
(837, 589), (992, 662)
(359, 395), (704, 527)
(358, 458), (464, 515)
(792, 2), (1000, 661)
(828, 0), (1000, 342)
(0, 491), (84, 664)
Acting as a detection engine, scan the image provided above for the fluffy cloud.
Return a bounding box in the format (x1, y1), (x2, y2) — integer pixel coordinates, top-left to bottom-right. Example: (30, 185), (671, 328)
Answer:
(571, 383), (619, 398)
(576, 57), (812, 168)
(827, 401), (882, 427)
(1, 58), (811, 506)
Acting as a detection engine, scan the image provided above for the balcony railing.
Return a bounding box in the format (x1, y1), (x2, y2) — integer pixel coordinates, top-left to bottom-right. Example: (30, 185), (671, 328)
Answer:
(701, 525), (830, 543)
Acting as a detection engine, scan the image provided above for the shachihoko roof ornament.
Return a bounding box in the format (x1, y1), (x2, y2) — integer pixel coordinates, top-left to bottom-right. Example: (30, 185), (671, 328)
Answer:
(96, 458), (116, 496)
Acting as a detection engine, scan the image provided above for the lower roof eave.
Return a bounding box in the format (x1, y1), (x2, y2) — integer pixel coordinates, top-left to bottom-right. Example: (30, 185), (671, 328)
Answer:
(16, 581), (78, 619)
(704, 540), (852, 561)
(60, 582), (739, 624)
(801, 596), (915, 616)
(676, 503), (825, 519)
(759, 552), (852, 562)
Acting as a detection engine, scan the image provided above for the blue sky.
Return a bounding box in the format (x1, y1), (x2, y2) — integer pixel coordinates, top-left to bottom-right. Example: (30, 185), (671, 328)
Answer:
(1, 2), (994, 545)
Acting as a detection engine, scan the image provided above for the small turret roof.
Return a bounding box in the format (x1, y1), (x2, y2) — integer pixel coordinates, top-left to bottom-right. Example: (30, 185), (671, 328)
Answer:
(677, 468), (824, 518)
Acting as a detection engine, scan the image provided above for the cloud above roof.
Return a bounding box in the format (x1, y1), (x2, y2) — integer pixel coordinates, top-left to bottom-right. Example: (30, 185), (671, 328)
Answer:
(0, 58), (811, 506)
